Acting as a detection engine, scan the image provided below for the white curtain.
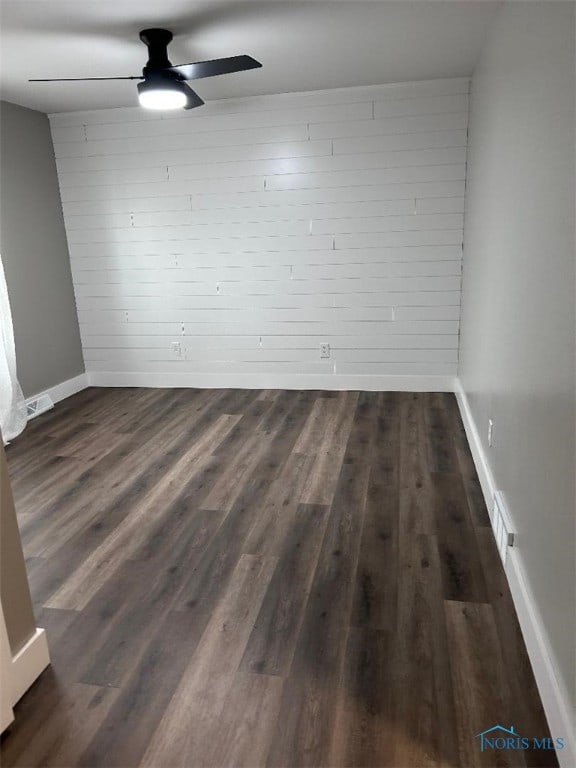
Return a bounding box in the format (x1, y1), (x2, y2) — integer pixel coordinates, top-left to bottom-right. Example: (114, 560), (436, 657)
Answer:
(0, 256), (26, 443)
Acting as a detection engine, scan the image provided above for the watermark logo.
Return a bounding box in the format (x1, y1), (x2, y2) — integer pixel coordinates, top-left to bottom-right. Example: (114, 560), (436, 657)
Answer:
(475, 724), (564, 753)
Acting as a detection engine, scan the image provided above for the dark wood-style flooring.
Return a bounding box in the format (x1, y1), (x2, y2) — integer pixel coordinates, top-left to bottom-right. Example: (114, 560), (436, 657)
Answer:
(2, 387), (556, 768)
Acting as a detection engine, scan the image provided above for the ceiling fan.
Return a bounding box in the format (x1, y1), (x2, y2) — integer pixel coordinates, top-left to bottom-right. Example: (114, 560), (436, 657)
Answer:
(29, 28), (262, 111)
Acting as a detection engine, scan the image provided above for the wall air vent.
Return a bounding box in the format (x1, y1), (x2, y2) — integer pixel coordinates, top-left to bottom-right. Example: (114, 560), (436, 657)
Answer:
(492, 490), (515, 565)
(26, 393), (54, 420)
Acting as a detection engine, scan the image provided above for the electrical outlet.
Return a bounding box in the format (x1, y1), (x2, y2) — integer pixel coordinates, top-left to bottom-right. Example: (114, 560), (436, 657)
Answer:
(320, 343), (331, 359)
(170, 341), (182, 357)
(488, 419), (494, 447)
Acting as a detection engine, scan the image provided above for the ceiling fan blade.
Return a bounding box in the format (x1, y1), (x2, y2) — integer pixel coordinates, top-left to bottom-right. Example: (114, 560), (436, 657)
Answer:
(167, 55), (261, 81)
(183, 84), (205, 110)
(29, 76), (142, 82)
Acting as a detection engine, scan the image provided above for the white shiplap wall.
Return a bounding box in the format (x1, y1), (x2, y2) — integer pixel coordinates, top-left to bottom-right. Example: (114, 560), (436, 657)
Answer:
(50, 78), (469, 390)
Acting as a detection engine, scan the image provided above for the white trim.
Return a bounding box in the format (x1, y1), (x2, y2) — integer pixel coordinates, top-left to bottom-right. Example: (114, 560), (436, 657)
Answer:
(0, 604), (14, 732)
(87, 371), (456, 392)
(454, 379), (496, 517)
(505, 550), (576, 767)
(455, 378), (575, 768)
(26, 372), (88, 409)
(9, 628), (50, 705)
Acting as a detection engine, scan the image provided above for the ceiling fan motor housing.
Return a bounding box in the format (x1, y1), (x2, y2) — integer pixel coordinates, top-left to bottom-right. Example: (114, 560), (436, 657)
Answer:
(140, 28), (175, 75)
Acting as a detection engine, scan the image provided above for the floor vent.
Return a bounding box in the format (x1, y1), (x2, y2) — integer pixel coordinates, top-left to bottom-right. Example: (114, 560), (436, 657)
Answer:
(26, 393), (54, 420)
(493, 490), (515, 565)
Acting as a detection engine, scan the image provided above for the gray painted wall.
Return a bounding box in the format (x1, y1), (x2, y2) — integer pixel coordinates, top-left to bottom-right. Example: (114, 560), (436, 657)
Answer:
(459, 2), (575, 708)
(0, 100), (84, 397)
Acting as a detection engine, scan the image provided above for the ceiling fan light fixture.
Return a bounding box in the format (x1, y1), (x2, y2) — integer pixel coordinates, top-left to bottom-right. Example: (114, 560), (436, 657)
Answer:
(137, 77), (188, 110)
(30, 27), (262, 112)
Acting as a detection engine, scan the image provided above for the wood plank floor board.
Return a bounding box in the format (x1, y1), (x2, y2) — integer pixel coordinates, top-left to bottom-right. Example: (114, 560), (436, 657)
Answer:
(19, 433), (148, 558)
(45, 415), (241, 610)
(24, 530), (110, 609)
(172, 443), (292, 615)
(4, 436), (60, 483)
(55, 424), (129, 466)
(212, 396), (273, 458)
(2, 387), (556, 768)
(257, 389), (280, 401)
(112, 387), (193, 436)
(242, 451), (316, 556)
(78, 508), (226, 688)
(255, 389), (301, 435)
(9, 421), (97, 484)
(18, 403), (196, 546)
(431, 471), (488, 604)
(49, 419), (115, 454)
(392, 533), (459, 768)
(300, 391), (359, 505)
(72, 387), (148, 424)
(128, 497), (223, 565)
(32, 441), (194, 603)
(240, 502), (329, 677)
(12, 453), (89, 512)
(292, 396), (337, 454)
(29, 401), (242, 565)
(444, 600), (522, 768)
(32, 606), (79, 650)
(203, 671), (285, 768)
(141, 554), (278, 768)
(350, 471), (399, 632)
(372, 390), (402, 488)
(202, 427), (275, 513)
(398, 393), (436, 537)
(41, 557), (159, 685)
(0, 673), (119, 768)
(76, 609), (210, 768)
(267, 390), (321, 451)
(328, 626), (394, 768)
(342, 390), (381, 466)
(423, 393), (460, 475)
(265, 458), (371, 767)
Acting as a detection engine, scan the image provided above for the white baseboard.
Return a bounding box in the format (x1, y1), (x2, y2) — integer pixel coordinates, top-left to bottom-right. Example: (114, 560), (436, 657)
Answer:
(455, 379), (575, 768)
(454, 379), (496, 516)
(505, 549), (576, 767)
(27, 372), (88, 408)
(10, 628), (50, 705)
(87, 371), (456, 392)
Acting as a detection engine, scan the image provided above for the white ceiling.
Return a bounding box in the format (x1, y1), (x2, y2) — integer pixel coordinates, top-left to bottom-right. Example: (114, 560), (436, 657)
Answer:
(0, 1), (501, 114)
